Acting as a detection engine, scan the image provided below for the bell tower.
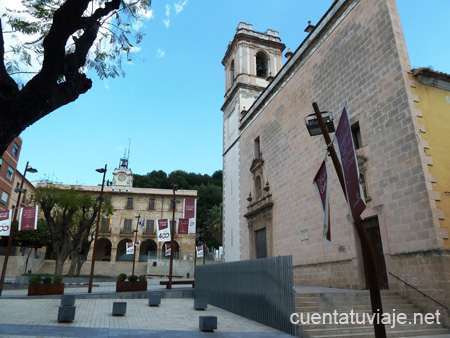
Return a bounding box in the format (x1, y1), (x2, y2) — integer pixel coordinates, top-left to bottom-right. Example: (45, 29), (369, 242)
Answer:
(221, 22), (285, 262)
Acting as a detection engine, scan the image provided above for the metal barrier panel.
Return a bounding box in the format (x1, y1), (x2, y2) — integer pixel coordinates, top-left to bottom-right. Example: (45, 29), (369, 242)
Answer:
(195, 255), (296, 335)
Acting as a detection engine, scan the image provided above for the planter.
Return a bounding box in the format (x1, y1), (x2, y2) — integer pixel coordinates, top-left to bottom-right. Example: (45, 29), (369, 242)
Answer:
(116, 280), (147, 292)
(28, 283), (65, 296)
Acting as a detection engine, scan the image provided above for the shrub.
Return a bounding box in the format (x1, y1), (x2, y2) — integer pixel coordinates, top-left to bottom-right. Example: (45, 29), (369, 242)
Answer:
(42, 277), (53, 284)
(53, 275), (63, 283)
(127, 275), (138, 282)
(138, 275), (146, 282)
(117, 273), (127, 282)
(29, 275), (42, 284)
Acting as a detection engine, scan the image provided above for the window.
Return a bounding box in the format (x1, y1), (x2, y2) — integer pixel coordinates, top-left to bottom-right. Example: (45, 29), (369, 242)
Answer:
(146, 220), (154, 232)
(101, 218), (110, 229)
(104, 197), (111, 205)
(126, 197), (133, 208)
(169, 200), (176, 211)
(1, 191), (8, 205)
(6, 166), (14, 181)
(255, 175), (262, 200)
(229, 59), (235, 85)
(351, 122), (362, 150)
(254, 136), (261, 159)
(170, 220), (177, 234)
(124, 219), (132, 230)
(256, 51), (268, 77)
(148, 199), (155, 210)
(12, 143), (19, 157)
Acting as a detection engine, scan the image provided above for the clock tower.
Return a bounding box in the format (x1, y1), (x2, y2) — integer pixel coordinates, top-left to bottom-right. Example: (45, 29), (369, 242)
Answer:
(112, 157), (133, 192)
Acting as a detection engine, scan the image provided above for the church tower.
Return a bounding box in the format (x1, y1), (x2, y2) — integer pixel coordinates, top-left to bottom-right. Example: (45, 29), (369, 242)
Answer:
(112, 157), (133, 192)
(221, 22), (285, 262)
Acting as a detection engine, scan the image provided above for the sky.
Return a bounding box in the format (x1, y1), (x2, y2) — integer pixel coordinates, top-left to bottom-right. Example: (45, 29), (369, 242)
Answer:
(11, 0), (450, 186)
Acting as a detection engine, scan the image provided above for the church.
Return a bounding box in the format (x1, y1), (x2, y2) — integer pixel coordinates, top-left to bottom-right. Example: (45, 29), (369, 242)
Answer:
(221, 0), (449, 316)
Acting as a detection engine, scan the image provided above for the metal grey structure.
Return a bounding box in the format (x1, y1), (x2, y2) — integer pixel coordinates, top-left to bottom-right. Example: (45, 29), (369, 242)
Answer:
(195, 255), (296, 335)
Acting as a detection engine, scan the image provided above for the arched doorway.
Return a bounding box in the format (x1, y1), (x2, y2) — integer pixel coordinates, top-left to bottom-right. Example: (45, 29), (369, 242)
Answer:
(116, 238), (133, 261)
(139, 239), (157, 261)
(95, 238), (112, 262)
(162, 241), (179, 260)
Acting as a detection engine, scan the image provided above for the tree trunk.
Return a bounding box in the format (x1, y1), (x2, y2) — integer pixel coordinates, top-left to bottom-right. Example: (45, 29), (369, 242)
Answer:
(54, 256), (65, 276)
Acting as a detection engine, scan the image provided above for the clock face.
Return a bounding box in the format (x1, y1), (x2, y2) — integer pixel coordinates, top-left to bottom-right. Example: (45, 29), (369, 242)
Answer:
(118, 173), (126, 182)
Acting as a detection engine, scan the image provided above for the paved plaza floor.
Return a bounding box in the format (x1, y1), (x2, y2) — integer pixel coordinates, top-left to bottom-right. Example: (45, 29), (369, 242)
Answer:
(0, 278), (294, 337)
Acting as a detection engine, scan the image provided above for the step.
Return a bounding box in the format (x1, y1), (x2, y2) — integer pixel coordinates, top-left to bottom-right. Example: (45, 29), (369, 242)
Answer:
(297, 304), (419, 313)
(304, 323), (445, 336)
(306, 328), (450, 338)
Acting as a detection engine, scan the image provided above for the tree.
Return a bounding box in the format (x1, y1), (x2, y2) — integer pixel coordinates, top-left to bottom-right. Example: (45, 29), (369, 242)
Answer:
(33, 184), (112, 275)
(0, 0), (152, 156)
(204, 203), (222, 249)
(13, 218), (51, 274)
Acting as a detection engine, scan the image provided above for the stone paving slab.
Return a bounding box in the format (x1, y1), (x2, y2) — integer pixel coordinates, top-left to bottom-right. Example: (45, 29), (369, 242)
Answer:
(0, 296), (294, 337)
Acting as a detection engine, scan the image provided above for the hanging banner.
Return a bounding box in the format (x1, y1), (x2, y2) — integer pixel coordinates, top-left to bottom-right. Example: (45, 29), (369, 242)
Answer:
(18, 205), (38, 231)
(335, 103), (366, 222)
(157, 219), (170, 242)
(183, 198), (197, 234)
(196, 245), (204, 258)
(0, 209), (12, 236)
(313, 158), (330, 241)
(126, 241), (134, 254)
(165, 243), (171, 256)
(178, 218), (189, 234)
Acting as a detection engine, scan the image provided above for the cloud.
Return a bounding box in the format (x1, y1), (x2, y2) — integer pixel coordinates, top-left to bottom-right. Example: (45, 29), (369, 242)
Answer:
(174, 0), (188, 14)
(163, 19), (170, 28)
(165, 4), (171, 16)
(157, 49), (166, 58)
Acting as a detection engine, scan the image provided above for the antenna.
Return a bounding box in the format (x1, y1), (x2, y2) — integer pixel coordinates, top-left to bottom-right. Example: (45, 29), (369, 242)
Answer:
(119, 138), (131, 169)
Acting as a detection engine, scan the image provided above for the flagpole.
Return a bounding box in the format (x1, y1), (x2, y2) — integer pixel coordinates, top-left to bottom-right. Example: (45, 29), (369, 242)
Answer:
(0, 161), (36, 296)
(132, 214), (140, 276)
(312, 102), (386, 338)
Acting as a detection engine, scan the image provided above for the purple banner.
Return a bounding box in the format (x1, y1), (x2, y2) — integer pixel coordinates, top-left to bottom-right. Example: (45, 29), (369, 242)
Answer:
(313, 159), (330, 241)
(335, 104), (366, 222)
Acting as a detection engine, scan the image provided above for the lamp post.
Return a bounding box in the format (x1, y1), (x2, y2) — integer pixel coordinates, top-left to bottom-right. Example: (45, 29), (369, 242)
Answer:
(88, 164), (107, 294)
(167, 178), (178, 289)
(307, 102), (386, 338)
(132, 214), (140, 276)
(0, 161), (37, 296)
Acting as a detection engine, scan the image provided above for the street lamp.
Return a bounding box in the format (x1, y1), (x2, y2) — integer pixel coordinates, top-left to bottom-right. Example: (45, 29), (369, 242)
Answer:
(0, 161), (37, 296)
(307, 102), (386, 338)
(88, 164), (107, 294)
(131, 214), (141, 276)
(167, 179), (180, 289)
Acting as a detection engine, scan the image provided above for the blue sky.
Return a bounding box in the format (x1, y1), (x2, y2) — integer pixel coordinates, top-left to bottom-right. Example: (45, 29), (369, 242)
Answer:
(16, 0), (450, 186)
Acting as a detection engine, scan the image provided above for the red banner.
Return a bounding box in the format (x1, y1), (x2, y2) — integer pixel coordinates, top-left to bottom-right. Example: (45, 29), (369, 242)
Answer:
(313, 159), (330, 241)
(178, 218), (189, 234)
(335, 104), (366, 222)
(196, 245), (204, 258)
(19, 206), (38, 231)
(184, 198), (196, 219)
(0, 210), (12, 236)
(165, 243), (171, 256)
(157, 219), (170, 242)
(126, 241), (134, 254)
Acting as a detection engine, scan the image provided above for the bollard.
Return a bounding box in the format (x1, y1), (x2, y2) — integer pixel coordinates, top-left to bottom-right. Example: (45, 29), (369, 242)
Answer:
(194, 298), (207, 310)
(148, 293), (161, 306)
(60, 295), (75, 306)
(199, 316), (217, 332)
(112, 302), (127, 316)
(58, 305), (76, 323)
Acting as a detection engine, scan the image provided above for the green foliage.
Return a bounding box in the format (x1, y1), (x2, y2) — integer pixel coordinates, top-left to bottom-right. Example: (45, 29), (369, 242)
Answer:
(29, 275), (42, 284)
(2, 0), (153, 82)
(42, 276), (53, 284)
(13, 218), (51, 249)
(53, 275), (63, 283)
(138, 275), (146, 282)
(127, 275), (138, 282)
(117, 273), (127, 282)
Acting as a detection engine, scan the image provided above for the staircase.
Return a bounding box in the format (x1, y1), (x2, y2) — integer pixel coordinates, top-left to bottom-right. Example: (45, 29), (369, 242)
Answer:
(295, 290), (450, 338)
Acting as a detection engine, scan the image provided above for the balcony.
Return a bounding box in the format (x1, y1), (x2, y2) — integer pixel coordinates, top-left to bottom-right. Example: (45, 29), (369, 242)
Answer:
(143, 230), (156, 237)
(120, 228), (133, 236)
(99, 228), (111, 235)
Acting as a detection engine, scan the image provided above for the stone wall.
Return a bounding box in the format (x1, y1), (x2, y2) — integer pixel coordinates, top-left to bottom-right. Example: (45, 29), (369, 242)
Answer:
(0, 255), (45, 276)
(387, 249), (450, 326)
(293, 258), (364, 290)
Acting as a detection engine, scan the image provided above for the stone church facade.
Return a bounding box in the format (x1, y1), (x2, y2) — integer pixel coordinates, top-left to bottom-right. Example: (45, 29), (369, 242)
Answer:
(222, 0), (449, 314)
